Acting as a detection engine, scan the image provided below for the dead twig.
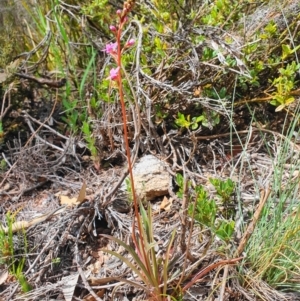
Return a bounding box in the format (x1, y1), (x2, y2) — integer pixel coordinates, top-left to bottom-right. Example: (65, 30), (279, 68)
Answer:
(0, 206), (66, 233)
(15, 72), (67, 88)
(218, 264), (229, 301)
(182, 257), (244, 292)
(235, 187), (271, 257)
(0, 82), (15, 122)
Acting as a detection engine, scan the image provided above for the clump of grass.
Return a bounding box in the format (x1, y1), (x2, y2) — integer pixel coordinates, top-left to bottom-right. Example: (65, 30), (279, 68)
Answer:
(244, 137), (300, 292)
(103, 203), (179, 301)
(0, 212), (32, 293)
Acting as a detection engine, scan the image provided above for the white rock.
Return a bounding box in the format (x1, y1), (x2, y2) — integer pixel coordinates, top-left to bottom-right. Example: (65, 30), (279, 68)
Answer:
(122, 155), (170, 201)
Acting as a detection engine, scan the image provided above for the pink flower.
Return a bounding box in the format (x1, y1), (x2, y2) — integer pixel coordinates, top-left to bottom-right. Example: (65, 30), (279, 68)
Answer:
(109, 25), (117, 32)
(126, 39), (135, 47)
(104, 42), (118, 54)
(108, 67), (120, 80)
(116, 9), (122, 15)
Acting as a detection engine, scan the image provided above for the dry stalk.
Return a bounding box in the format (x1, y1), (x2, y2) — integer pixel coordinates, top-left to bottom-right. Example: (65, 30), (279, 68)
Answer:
(0, 82), (15, 122)
(235, 187), (271, 257)
(182, 257), (243, 292)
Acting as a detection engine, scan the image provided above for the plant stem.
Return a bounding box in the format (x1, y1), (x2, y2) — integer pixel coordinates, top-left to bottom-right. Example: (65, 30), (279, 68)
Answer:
(115, 22), (149, 269)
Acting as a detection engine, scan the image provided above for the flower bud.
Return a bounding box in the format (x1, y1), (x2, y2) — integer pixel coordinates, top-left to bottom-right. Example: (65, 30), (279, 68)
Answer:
(126, 39), (135, 47)
(109, 25), (117, 32)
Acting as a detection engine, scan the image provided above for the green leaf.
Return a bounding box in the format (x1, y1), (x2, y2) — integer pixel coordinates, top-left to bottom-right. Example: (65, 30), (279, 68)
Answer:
(80, 49), (97, 99)
(282, 44), (292, 60)
(193, 116), (204, 123)
(101, 234), (156, 286)
(215, 220), (235, 241)
(282, 44), (300, 60)
(162, 229), (176, 296)
(17, 274), (32, 293)
(191, 123), (198, 130)
(82, 121), (90, 135)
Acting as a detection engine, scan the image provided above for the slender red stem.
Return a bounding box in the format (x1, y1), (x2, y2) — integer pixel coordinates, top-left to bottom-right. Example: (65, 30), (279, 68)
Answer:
(115, 20), (150, 272)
